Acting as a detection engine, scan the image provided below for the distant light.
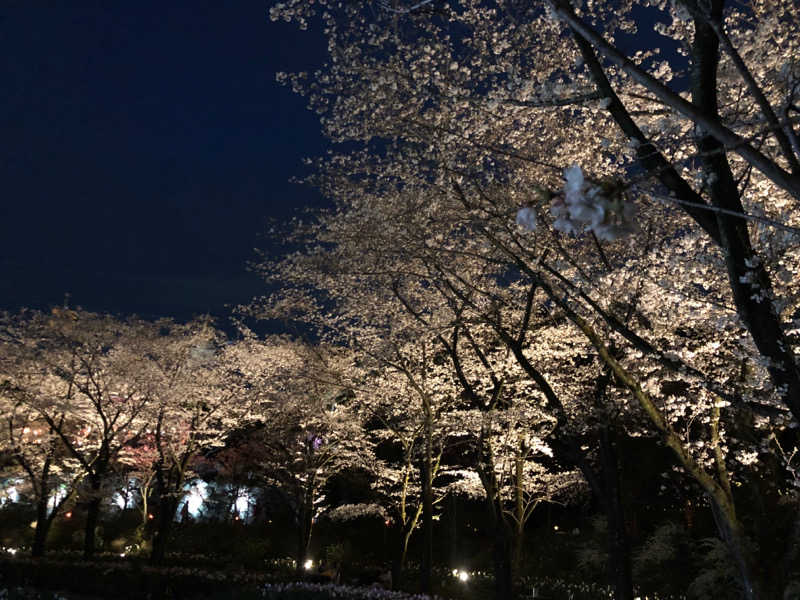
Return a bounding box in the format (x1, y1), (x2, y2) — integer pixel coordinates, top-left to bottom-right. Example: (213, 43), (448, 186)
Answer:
(385, 519), (391, 527)
(148, 513), (154, 520)
(29, 520), (37, 529)
(304, 559), (313, 570)
(120, 553), (126, 558)
(233, 489), (251, 519)
(458, 570), (469, 582)
(8, 548), (18, 555)
(184, 481), (209, 518)
(451, 569), (458, 577)
(65, 511), (72, 518)
(2, 485), (19, 505)
(553, 525), (559, 531)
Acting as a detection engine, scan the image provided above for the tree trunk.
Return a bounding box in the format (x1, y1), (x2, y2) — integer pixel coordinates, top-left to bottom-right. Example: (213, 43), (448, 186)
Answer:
(492, 514), (514, 600)
(512, 521), (524, 579)
(419, 394), (434, 595)
(136, 492), (151, 546)
(150, 494), (179, 565)
(709, 500), (764, 600)
(450, 494), (458, 567)
(550, 433), (634, 600)
(511, 449), (525, 576)
(476, 431), (515, 600)
(599, 429), (634, 600)
(419, 455), (433, 595)
(294, 487), (315, 574)
(31, 497), (52, 558)
(83, 493), (102, 559)
(388, 524), (410, 590)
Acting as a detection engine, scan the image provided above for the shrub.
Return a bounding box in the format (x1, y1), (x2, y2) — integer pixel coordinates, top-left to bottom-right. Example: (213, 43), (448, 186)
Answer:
(261, 582), (439, 600)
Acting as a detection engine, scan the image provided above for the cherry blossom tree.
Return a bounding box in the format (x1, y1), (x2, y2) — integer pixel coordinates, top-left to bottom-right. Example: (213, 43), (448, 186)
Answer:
(131, 320), (270, 565)
(248, 340), (368, 574)
(250, 261), (467, 592)
(269, 0), (800, 436)
(0, 380), (81, 557)
(0, 308), (156, 558)
(264, 1), (800, 595)
(342, 359), (458, 589)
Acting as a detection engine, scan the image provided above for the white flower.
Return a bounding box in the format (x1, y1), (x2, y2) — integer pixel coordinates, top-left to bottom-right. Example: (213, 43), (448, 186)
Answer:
(515, 207), (538, 231)
(551, 165), (635, 240)
(563, 165), (585, 197)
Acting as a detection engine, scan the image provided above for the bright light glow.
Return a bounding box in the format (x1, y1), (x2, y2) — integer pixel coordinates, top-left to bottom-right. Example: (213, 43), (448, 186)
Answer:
(65, 512), (72, 519)
(1, 485), (19, 506)
(451, 569), (458, 577)
(8, 548), (18, 555)
(177, 480), (210, 520)
(47, 485), (67, 516)
(304, 559), (314, 570)
(553, 525), (559, 531)
(175, 482), (256, 522)
(458, 570), (469, 582)
(112, 478), (139, 510)
(233, 489), (251, 518)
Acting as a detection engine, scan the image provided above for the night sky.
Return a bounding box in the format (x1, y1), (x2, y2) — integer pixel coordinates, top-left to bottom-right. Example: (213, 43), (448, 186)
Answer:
(1, 1), (328, 321)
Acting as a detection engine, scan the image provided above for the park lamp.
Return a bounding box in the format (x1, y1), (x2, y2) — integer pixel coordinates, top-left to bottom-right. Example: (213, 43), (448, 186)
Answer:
(304, 559), (314, 570)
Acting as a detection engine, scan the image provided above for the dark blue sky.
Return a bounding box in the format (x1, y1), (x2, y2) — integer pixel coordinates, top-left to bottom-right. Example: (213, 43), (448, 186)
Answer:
(1, 1), (327, 320)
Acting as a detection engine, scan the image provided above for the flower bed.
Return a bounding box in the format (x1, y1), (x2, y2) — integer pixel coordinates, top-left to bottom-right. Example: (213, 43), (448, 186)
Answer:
(261, 583), (440, 600)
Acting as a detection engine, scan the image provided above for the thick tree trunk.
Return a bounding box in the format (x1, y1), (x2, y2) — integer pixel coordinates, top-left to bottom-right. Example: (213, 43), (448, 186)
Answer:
(686, 16), (773, 597)
(388, 522), (414, 590)
(599, 430), (634, 600)
(492, 515), (514, 600)
(31, 498), (52, 558)
(83, 493), (102, 559)
(550, 434), (634, 600)
(476, 431), (515, 600)
(512, 521), (524, 578)
(150, 494), (179, 565)
(389, 526), (404, 590)
(709, 501), (763, 600)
